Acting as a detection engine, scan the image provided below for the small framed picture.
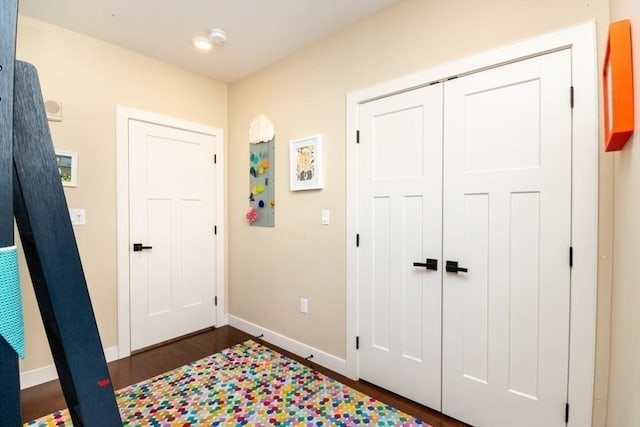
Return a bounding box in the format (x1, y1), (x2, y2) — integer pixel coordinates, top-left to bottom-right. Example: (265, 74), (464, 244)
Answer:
(55, 150), (77, 187)
(289, 135), (323, 191)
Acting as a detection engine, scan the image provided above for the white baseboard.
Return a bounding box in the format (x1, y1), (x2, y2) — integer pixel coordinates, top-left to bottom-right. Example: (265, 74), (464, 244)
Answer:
(20, 364), (58, 390)
(20, 346), (120, 390)
(216, 313), (229, 327)
(104, 346), (119, 363)
(228, 314), (348, 377)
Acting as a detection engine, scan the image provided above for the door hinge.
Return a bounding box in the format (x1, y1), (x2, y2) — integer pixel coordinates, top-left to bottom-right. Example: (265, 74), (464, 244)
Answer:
(214, 225), (217, 235)
(356, 234), (360, 247)
(569, 246), (573, 267)
(570, 86), (574, 109)
(565, 403), (569, 423)
(214, 296), (218, 306)
(356, 336), (360, 350)
(214, 154), (217, 164)
(356, 130), (360, 144)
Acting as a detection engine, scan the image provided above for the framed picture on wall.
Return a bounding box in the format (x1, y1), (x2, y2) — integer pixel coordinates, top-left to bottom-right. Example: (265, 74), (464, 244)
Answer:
(55, 150), (78, 187)
(289, 135), (324, 191)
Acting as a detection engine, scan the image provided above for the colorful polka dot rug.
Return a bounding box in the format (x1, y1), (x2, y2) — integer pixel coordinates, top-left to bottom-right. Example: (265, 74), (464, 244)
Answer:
(26, 340), (428, 426)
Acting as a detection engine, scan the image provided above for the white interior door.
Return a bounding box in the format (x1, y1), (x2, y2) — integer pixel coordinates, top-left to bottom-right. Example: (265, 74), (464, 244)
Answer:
(357, 85), (443, 409)
(129, 120), (217, 351)
(442, 50), (572, 426)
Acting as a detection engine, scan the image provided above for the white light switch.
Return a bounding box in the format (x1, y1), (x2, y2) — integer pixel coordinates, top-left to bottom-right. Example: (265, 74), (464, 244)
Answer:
(69, 209), (86, 225)
(321, 209), (330, 225)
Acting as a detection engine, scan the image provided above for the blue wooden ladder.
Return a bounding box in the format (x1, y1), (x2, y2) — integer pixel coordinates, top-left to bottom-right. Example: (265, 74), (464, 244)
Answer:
(1, 1), (121, 424)
(0, 1), (20, 423)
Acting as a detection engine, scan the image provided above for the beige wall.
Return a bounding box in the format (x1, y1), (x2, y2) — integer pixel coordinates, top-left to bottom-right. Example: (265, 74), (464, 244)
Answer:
(607, 0), (640, 425)
(228, 0), (610, 363)
(15, 16), (227, 372)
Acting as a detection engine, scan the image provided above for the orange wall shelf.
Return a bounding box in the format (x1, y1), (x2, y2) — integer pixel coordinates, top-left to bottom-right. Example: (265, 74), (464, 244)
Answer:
(603, 19), (634, 152)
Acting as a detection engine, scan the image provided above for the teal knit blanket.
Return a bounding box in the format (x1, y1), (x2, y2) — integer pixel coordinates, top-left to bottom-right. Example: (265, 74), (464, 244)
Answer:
(0, 246), (25, 359)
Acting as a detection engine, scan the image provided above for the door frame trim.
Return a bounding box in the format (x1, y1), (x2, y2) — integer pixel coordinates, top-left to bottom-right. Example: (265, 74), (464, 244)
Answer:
(346, 22), (598, 427)
(115, 106), (226, 358)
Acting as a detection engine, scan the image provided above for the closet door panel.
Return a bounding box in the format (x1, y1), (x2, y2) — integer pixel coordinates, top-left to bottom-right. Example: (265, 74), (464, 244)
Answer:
(357, 84), (443, 410)
(442, 49), (572, 427)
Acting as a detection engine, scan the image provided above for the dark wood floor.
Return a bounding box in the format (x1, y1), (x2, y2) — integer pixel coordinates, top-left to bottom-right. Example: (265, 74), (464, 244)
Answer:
(21, 326), (469, 426)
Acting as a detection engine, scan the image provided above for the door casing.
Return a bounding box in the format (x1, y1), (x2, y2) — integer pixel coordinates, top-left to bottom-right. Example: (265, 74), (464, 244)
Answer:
(116, 106), (226, 358)
(346, 22), (598, 427)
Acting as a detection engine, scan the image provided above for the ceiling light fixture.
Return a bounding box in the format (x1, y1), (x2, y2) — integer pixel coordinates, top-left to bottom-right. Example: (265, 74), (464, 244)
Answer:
(192, 36), (212, 51)
(208, 29), (227, 46)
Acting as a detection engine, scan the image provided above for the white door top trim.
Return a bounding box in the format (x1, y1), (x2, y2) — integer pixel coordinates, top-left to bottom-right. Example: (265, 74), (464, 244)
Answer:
(347, 21), (595, 105)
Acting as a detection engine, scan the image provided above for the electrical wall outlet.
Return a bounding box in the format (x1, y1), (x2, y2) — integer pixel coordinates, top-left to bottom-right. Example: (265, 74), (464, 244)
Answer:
(300, 298), (308, 314)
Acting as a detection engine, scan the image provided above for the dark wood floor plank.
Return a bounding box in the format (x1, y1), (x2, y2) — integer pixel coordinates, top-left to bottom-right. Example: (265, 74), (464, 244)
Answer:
(21, 326), (468, 426)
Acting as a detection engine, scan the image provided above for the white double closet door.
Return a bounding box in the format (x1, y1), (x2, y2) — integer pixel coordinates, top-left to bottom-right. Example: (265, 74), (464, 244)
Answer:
(357, 50), (572, 426)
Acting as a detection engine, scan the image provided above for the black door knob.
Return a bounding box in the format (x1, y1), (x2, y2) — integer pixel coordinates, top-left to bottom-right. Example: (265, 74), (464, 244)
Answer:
(413, 258), (438, 271)
(446, 260), (468, 273)
(133, 243), (153, 252)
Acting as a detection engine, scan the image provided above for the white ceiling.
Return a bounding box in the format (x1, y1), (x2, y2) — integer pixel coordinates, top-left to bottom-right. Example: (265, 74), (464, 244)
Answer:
(18, 0), (399, 83)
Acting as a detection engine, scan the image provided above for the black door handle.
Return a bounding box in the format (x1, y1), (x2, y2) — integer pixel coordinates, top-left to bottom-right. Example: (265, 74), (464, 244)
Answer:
(413, 258), (438, 271)
(133, 243), (153, 252)
(446, 260), (468, 273)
